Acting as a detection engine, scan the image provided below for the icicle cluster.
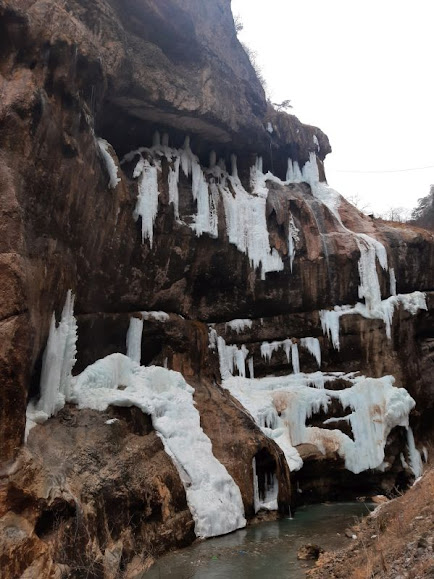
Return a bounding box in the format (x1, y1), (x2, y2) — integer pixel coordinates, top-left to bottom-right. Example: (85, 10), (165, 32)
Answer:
(26, 291), (78, 436)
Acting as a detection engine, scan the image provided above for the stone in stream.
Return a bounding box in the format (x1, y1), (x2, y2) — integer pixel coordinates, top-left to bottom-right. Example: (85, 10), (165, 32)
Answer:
(297, 544), (325, 560)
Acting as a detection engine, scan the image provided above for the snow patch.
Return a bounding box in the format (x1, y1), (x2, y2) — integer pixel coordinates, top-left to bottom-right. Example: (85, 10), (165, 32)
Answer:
(142, 311), (170, 322)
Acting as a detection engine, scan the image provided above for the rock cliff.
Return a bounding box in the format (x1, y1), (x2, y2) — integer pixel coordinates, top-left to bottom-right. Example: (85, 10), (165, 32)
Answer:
(1, 0), (433, 577)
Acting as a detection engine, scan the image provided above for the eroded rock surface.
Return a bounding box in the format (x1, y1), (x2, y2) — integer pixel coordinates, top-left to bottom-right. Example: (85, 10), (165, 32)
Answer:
(1, 0), (434, 577)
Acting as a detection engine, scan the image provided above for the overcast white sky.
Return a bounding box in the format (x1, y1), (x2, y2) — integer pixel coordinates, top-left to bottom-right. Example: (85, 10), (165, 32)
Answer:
(232, 0), (434, 215)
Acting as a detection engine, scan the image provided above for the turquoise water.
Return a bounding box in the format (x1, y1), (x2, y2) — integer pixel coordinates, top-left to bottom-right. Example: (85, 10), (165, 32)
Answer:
(141, 502), (373, 579)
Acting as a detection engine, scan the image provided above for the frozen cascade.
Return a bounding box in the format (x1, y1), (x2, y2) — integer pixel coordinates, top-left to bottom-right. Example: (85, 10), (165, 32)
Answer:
(292, 155), (424, 343)
(133, 157), (160, 247)
(300, 337), (321, 367)
(180, 137), (219, 237)
(222, 159), (284, 279)
(124, 139), (287, 278)
(126, 317), (144, 364)
(320, 291), (427, 349)
(222, 373), (416, 475)
(213, 327), (411, 475)
(70, 354), (246, 538)
(26, 291), (77, 435)
(406, 427), (423, 478)
(97, 138), (121, 189)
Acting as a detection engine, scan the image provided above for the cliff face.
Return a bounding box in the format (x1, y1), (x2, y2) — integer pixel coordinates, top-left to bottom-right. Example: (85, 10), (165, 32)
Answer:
(1, 0), (434, 577)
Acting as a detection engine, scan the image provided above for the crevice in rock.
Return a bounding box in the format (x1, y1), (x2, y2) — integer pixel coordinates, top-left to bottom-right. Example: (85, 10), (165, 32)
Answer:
(254, 447), (277, 503)
(34, 501), (77, 540)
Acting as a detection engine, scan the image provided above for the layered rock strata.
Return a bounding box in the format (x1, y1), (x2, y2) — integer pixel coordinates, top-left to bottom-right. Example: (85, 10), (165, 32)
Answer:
(1, 0), (434, 577)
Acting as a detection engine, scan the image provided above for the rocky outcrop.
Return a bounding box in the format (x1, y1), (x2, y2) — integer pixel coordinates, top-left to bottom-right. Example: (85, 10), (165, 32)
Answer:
(308, 467), (434, 579)
(1, 0), (434, 577)
(1, 406), (195, 578)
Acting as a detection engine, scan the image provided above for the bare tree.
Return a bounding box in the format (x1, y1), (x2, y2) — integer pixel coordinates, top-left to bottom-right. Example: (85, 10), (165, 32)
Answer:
(272, 100), (293, 112)
(233, 14), (243, 34)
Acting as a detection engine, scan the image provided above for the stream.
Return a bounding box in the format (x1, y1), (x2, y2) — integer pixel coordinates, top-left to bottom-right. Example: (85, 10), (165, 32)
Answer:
(141, 502), (374, 578)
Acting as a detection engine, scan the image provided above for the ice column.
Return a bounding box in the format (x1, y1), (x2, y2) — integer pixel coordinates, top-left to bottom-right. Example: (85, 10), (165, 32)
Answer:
(126, 316), (144, 364)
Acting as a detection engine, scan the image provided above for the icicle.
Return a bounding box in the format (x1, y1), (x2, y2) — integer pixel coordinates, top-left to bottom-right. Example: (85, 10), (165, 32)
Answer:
(252, 458), (260, 513)
(283, 339), (292, 363)
(389, 268), (397, 296)
(291, 342), (300, 374)
(406, 428), (423, 478)
(286, 158), (294, 182)
(133, 158), (160, 247)
(300, 337), (321, 367)
(162, 132), (169, 147)
(225, 319), (253, 333)
(96, 138), (120, 189)
(126, 316), (144, 364)
(260, 341), (280, 362)
(320, 308), (345, 350)
(248, 357), (255, 379)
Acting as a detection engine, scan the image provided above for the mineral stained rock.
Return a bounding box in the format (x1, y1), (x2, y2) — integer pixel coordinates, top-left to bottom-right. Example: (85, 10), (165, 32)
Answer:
(1, 0), (433, 577)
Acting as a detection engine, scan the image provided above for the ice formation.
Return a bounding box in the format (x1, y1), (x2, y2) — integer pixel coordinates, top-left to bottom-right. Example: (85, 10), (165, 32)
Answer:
(123, 138), (284, 279)
(260, 338), (300, 373)
(225, 319), (253, 334)
(180, 137), (219, 238)
(252, 458), (278, 513)
(406, 427), (423, 478)
(288, 214), (299, 272)
(70, 354), (246, 538)
(26, 291), (77, 434)
(320, 291), (427, 349)
(142, 311), (170, 322)
(132, 157), (160, 247)
(291, 343), (300, 374)
(389, 267), (397, 296)
(126, 316), (144, 364)
(300, 337), (321, 367)
(97, 138), (121, 189)
(217, 336), (249, 379)
(248, 357), (255, 379)
(222, 372), (416, 475)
